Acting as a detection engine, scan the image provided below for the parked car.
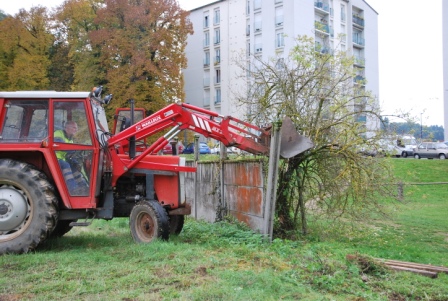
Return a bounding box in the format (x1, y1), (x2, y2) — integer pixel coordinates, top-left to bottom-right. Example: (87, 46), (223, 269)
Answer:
(162, 142), (184, 155)
(182, 142), (211, 154)
(210, 144), (240, 155)
(413, 142), (448, 159)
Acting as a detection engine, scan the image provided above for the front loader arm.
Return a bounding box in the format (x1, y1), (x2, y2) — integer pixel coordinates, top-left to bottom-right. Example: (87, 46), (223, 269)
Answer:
(106, 102), (271, 185)
(108, 102), (271, 156)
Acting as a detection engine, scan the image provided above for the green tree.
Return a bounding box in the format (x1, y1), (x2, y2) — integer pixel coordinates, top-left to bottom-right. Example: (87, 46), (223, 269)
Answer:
(53, 0), (104, 91)
(237, 36), (395, 235)
(0, 7), (53, 90)
(0, 10), (7, 21)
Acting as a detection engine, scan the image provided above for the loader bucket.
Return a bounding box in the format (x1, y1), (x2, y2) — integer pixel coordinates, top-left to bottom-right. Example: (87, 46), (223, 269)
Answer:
(279, 117), (314, 159)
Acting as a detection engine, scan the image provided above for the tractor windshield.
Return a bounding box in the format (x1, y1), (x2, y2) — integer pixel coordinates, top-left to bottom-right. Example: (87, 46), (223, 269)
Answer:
(90, 98), (110, 147)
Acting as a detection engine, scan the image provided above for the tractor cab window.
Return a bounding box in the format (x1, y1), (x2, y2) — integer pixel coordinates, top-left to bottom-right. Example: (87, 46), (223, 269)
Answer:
(0, 100), (49, 142)
(54, 101), (92, 146)
(53, 101), (93, 196)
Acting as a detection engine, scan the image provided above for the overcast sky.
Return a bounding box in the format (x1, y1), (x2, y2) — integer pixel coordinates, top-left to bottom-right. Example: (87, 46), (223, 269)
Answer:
(1, 0), (444, 126)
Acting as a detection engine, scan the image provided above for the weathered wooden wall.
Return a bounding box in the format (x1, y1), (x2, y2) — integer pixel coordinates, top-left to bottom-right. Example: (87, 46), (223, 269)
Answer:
(184, 159), (267, 233)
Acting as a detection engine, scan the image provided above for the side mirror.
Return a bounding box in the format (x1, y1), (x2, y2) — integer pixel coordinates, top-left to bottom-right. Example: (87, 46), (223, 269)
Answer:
(103, 94), (113, 105)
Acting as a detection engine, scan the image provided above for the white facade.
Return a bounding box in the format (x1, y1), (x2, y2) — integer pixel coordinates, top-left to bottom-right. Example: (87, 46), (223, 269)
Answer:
(183, 0), (379, 124)
(443, 1), (448, 140)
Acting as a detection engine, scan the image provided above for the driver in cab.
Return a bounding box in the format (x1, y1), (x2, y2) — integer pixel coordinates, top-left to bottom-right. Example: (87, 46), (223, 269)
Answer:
(54, 121), (89, 195)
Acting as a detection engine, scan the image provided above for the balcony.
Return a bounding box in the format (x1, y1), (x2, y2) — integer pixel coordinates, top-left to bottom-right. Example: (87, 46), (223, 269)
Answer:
(254, 21), (262, 33)
(255, 43), (263, 53)
(314, 1), (330, 13)
(214, 56), (220, 65)
(315, 21), (330, 34)
(203, 77), (210, 87)
(352, 34), (365, 47)
(352, 15), (364, 27)
(203, 59), (210, 67)
(203, 97), (210, 107)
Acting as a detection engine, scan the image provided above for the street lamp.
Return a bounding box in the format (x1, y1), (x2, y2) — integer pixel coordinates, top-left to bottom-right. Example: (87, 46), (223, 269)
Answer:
(420, 112), (423, 142)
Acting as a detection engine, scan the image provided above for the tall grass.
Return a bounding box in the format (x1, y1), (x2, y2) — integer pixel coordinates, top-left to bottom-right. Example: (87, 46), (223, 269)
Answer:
(0, 159), (447, 301)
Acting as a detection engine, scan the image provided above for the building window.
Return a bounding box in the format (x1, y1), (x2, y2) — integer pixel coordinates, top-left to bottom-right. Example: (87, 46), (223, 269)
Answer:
(203, 90), (210, 107)
(275, 7), (284, 26)
(204, 15), (209, 28)
(246, 0), (250, 14)
(215, 49), (220, 64)
(341, 4), (346, 22)
(204, 51), (210, 66)
(214, 9), (220, 25)
(214, 29), (220, 45)
(215, 69), (221, 84)
(204, 32), (210, 47)
(203, 74), (210, 87)
(254, 0), (261, 10)
(276, 32), (284, 48)
(215, 88), (221, 104)
(254, 13), (262, 32)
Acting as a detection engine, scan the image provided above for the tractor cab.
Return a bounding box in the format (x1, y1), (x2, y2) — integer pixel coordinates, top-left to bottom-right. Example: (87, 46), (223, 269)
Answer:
(0, 91), (107, 208)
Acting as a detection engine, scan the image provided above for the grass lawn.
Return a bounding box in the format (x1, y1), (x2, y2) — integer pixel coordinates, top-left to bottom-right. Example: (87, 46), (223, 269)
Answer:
(0, 158), (447, 301)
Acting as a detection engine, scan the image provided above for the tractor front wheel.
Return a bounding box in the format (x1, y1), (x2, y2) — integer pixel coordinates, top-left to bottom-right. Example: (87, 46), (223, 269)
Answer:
(0, 159), (58, 254)
(169, 215), (185, 235)
(129, 201), (169, 243)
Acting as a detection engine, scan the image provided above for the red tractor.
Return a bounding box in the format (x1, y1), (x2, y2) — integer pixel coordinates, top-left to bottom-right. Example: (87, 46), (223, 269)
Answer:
(0, 87), (306, 254)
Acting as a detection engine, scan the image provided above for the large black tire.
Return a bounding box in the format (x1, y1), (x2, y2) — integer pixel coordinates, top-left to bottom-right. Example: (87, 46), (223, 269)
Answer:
(0, 159), (58, 254)
(169, 215), (185, 235)
(129, 201), (169, 243)
(401, 152), (408, 158)
(50, 220), (76, 238)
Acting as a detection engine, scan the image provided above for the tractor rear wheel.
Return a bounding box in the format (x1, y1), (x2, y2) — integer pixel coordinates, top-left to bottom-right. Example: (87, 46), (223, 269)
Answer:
(129, 201), (169, 243)
(0, 159), (58, 254)
(169, 215), (185, 235)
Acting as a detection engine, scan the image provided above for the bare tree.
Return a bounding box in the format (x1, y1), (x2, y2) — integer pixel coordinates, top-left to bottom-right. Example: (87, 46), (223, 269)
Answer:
(236, 36), (397, 235)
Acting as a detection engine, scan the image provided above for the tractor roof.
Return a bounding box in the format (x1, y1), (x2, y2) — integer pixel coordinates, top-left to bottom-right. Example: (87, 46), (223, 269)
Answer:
(0, 91), (90, 99)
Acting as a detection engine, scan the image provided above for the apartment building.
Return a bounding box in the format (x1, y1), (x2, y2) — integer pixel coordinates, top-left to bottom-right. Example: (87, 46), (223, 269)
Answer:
(443, 1), (448, 140)
(183, 0), (379, 128)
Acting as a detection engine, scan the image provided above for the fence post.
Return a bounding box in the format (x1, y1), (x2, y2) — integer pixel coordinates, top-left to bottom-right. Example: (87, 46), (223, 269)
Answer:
(397, 181), (404, 201)
(263, 121), (282, 241)
(194, 134), (200, 218)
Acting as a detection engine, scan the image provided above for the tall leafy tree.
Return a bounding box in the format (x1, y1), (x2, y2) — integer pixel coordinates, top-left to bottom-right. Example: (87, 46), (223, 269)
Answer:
(237, 36), (396, 235)
(0, 7), (53, 90)
(53, 0), (104, 91)
(89, 0), (193, 114)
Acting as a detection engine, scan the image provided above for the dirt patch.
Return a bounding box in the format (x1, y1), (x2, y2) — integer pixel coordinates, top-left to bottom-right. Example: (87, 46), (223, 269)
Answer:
(0, 294), (31, 301)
